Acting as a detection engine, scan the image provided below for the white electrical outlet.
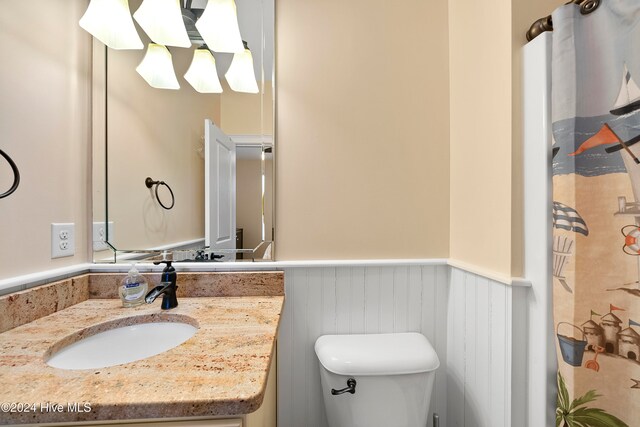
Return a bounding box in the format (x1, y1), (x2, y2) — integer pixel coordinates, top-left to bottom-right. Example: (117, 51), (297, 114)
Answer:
(93, 221), (114, 251)
(51, 223), (75, 259)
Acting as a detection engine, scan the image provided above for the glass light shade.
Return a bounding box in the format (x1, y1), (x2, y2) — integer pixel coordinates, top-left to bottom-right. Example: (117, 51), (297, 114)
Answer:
(195, 0), (244, 53)
(225, 46), (259, 93)
(79, 0), (143, 50)
(133, 0), (191, 48)
(184, 49), (223, 93)
(135, 44), (180, 90)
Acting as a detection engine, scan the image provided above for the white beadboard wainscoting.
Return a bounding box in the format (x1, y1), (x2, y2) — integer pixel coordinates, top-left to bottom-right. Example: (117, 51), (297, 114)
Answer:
(447, 267), (528, 427)
(277, 263), (529, 427)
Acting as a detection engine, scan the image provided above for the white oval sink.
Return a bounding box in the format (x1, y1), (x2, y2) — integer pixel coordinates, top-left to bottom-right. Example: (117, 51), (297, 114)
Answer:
(46, 321), (198, 370)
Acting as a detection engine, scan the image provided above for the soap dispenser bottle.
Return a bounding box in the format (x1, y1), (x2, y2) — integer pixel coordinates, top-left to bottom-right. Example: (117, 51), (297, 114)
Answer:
(119, 264), (148, 307)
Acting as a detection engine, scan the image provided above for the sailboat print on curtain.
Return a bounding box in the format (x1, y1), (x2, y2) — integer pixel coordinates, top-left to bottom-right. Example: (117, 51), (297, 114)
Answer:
(610, 65), (640, 116)
(550, 1), (640, 425)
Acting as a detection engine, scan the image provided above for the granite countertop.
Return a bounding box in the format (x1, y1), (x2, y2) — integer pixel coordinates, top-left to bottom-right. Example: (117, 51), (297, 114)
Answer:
(0, 295), (283, 425)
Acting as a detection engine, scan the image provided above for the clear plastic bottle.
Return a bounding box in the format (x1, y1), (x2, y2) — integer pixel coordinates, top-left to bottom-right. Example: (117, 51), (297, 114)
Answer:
(119, 264), (148, 307)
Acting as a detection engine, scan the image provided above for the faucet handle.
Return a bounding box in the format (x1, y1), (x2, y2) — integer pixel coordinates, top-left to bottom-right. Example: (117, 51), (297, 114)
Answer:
(154, 260), (176, 284)
(154, 260), (174, 271)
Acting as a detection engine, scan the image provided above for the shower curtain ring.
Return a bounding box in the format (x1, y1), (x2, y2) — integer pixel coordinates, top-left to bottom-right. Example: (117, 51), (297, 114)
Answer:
(580, 0), (600, 15)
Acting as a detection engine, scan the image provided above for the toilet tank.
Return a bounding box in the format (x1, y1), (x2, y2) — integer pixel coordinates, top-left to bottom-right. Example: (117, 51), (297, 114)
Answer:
(315, 333), (440, 427)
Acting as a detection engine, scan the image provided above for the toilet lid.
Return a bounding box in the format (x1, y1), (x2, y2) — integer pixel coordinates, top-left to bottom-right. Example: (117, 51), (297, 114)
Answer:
(314, 333), (440, 376)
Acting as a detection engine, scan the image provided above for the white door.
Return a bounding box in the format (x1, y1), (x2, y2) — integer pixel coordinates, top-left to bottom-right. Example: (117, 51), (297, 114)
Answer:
(205, 120), (236, 260)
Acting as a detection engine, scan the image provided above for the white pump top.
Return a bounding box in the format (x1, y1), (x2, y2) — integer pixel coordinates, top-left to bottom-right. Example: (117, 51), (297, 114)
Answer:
(128, 263), (139, 275)
(315, 332), (440, 376)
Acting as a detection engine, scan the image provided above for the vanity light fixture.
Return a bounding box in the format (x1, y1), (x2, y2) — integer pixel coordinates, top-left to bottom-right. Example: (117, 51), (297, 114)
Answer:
(79, 0), (143, 50)
(196, 0), (244, 53)
(133, 0), (191, 48)
(136, 44), (180, 90)
(184, 47), (223, 93)
(225, 41), (259, 93)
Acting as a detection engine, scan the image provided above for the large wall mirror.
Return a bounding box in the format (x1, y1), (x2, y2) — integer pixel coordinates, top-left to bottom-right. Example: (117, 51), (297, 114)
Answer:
(92, 0), (274, 263)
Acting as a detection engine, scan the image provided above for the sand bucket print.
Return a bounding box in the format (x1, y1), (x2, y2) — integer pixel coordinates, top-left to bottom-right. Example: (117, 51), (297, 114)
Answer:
(557, 322), (588, 367)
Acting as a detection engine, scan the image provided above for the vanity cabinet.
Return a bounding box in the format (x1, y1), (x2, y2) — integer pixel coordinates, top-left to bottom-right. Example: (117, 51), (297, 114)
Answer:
(82, 351), (277, 427)
(244, 348), (277, 427)
(106, 420), (242, 427)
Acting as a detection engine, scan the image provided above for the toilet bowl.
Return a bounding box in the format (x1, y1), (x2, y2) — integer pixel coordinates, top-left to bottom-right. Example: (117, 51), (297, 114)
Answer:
(315, 332), (439, 427)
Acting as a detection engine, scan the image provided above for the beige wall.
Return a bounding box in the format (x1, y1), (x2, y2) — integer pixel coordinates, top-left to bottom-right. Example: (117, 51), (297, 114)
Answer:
(448, 0), (514, 276)
(275, 0), (451, 260)
(237, 158), (263, 249)
(220, 82), (273, 136)
(448, 0), (563, 277)
(0, 0), (91, 279)
(236, 156), (274, 251)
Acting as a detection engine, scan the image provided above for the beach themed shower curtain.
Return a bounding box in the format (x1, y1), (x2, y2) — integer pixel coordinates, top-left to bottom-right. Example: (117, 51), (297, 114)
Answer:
(552, 2), (640, 426)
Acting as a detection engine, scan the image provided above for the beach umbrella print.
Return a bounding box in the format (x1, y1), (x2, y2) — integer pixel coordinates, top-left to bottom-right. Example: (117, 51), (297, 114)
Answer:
(553, 202), (589, 293)
(553, 202), (589, 236)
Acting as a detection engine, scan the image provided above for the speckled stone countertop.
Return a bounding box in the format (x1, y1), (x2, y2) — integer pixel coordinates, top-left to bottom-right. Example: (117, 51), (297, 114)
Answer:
(0, 272), (284, 425)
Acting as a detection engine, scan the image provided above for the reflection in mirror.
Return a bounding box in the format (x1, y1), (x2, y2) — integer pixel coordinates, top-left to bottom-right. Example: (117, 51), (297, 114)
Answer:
(91, 0), (274, 263)
(236, 144), (274, 257)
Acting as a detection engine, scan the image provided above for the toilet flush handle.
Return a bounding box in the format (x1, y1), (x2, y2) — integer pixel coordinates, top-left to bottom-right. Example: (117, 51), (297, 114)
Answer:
(331, 378), (357, 395)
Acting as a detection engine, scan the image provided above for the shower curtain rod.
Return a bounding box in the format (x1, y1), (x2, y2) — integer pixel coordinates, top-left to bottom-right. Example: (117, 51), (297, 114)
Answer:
(526, 0), (600, 41)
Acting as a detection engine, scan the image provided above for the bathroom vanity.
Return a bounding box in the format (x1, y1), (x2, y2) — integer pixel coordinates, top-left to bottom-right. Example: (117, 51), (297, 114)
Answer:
(0, 271), (283, 427)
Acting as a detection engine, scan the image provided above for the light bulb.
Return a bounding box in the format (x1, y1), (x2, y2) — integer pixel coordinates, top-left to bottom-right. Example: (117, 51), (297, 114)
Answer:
(133, 0), (191, 48)
(195, 0), (244, 53)
(185, 48), (223, 93)
(136, 44), (180, 90)
(225, 42), (258, 93)
(79, 0), (143, 50)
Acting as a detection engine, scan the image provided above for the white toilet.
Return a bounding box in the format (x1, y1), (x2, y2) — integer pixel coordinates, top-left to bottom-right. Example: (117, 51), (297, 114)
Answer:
(315, 332), (440, 427)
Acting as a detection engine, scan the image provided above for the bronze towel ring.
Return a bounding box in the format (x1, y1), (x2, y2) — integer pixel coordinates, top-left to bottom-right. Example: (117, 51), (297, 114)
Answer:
(0, 149), (20, 199)
(145, 177), (175, 210)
